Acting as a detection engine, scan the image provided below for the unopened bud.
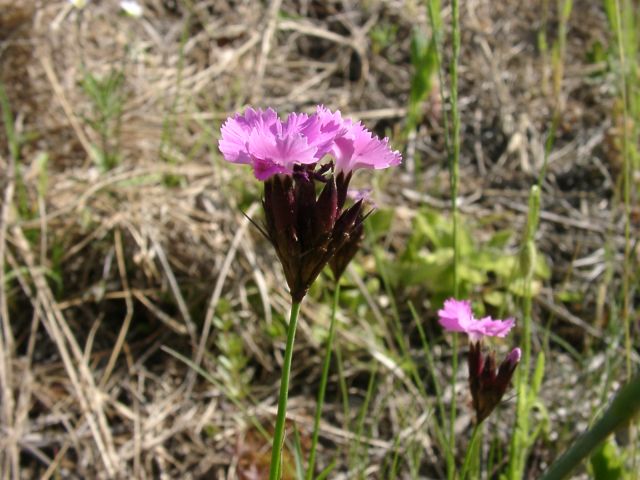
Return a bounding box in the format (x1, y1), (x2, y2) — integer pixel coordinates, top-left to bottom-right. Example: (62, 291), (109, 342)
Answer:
(313, 176), (338, 239)
(329, 215), (364, 280)
(525, 185), (540, 239)
(335, 171), (353, 210)
(519, 240), (537, 279)
(468, 343), (521, 423)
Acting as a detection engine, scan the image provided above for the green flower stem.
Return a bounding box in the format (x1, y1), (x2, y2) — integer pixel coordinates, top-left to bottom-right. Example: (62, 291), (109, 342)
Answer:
(269, 301), (302, 480)
(460, 422), (483, 480)
(540, 374), (640, 480)
(508, 185), (541, 478)
(448, 332), (459, 480)
(448, 0), (461, 473)
(306, 283), (341, 480)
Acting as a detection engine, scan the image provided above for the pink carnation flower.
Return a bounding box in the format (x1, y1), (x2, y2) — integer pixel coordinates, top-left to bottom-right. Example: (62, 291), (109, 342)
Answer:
(218, 105), (401, 180)
(438, 298), (515, 342)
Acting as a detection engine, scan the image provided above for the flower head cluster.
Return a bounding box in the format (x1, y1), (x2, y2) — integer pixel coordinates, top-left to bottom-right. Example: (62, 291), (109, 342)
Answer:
(468, 343), (521, 423)
(219, 106), (400, 181)
(439, 298), (520, 423)
(219, 105), (401, 300)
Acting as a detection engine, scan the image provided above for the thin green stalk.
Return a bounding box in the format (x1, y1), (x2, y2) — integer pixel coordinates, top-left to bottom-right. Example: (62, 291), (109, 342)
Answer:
(388, 429), (403, 479)
(269, 301), (302, 480)
(486, 434), (499, 479)
(521, 186), (540, 376)
(334, 342), (350, 430)
(506, 4), (570, 477)
(426, 0), (451, 157)
(509, 185), (540, 478)
(293, 425), (305, 480)
(410, 302), (447, 430)
(408, 302), (454, 477)
(450, 0), (461, 298)
(448, 332), (459, 480)
(448, 0), (462, 477)
(350, 365), (378, 475)
(0, 82), (20, 162)
(370, 243), (412, 355)
(424, 2), (457, 474)
(611, 0), (636, 475)
(612, 0), (632, 383)
(159, 5), (191, 164)
(460, 423), (483, 480)
(473, 424), (484, 478)
(540, 374), (640, 480)
(538, 0), (572, 187)
(306, 284), (341, 480)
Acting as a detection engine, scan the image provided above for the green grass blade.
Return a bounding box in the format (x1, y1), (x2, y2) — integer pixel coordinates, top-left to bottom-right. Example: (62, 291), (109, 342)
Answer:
(540, 375), (640, 480)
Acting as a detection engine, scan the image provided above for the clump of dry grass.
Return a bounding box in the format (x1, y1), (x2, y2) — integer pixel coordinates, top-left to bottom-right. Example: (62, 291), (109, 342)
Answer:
(0, 0), (636, 478)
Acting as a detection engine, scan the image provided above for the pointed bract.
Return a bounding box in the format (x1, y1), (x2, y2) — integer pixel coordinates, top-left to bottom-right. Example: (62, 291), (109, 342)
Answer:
(314, 176), (338, 240)
(329, 212), (364, 280)
(335, 171), (352, 211)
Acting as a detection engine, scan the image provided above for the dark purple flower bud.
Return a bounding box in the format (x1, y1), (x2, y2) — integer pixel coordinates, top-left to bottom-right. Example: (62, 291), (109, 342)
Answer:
(261, 171), (363, 302)
(313, 175), (338, 240)
(496, 348), (521, 387)
(262, 176), (302, 296)
(335, 171), (352, 211)
(295, 175), (317, 251)
(268, 175), (298, 253)
(468, 342), (521, 423)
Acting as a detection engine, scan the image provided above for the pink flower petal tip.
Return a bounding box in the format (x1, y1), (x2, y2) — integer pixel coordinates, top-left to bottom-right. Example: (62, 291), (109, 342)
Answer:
(438, 298), (516, 342)
(506, 347), (522, 365)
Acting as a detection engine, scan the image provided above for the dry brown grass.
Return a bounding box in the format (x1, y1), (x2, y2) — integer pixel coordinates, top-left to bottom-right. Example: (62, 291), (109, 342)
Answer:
(0, 0), (637, 478)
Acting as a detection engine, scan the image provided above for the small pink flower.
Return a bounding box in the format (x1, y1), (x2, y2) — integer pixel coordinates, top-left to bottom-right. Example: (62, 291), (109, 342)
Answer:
(438, 298), (515, 342)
